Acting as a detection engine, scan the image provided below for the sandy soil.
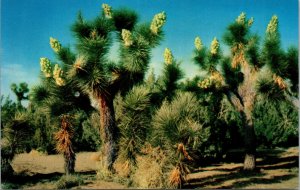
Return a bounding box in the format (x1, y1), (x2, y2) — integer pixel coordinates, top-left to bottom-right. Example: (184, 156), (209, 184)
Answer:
(10, 147), (299, 189)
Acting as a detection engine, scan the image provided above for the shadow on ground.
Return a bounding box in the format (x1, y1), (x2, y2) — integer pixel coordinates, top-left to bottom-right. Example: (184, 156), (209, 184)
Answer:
(184, 148), (298, 189)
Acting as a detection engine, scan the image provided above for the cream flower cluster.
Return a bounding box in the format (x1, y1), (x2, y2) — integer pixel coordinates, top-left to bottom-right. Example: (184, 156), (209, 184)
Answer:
(236, 12), (246, 24)
(266, 15), (278, 34)
(121, 29), (133, 47)
(102, 4), (112, 18)
(53, 64), (65, 86)
(210, 37), (219, 55)
(150, 12), (166, 34)
(164, 48), (173, 65)
(194, 37), (203, 51)
(198, 78), (211, 89)
(248, 17), (254, 27)
(40, 58), (52, 78)
(50, 37), (61, 53)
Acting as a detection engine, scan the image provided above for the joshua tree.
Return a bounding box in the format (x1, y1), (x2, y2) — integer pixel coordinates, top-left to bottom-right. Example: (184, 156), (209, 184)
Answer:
(10, 82), (29, 108)
(192, 13), (298, 171)
(54, 115), (76, 175)
(43, 4), (166, 170)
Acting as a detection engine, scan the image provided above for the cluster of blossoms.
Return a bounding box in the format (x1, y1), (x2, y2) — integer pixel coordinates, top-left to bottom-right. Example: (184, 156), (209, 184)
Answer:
(53, 64), (65, 86)
(50, 37), (61, 53)
(198, 71), (224, 89)
(194, 37), (203, 51)
(210, 71), (224, 88)
(210, 37), (219, 55)
(198, 78), (211, 89)
(121, 29), (133, 47)
(266, 15), (278, 34)
(40, 58), (52, 78)
(150, 12), (166, 34)
(164, 48), (173, 65)
(102, 3), (112, 18)
(248, 17), (254, 27)
(236, 12), (246, 24)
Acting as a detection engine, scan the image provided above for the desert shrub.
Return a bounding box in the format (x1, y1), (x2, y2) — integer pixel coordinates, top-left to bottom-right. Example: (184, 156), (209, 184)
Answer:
(150, 92), (212, 187)
(115, 85), (153, 175)
(81, 119), (101, 151)
(253, 98), (298, 147)
(132, 144), (172, 188)
(56, 175), (84, 189)
(1, 145), (14, 179)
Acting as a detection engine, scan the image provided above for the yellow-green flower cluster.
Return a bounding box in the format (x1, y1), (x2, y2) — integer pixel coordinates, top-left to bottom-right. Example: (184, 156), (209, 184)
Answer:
(194, 37), (203, 51)
(210, 37), (219, 55)
(40, 57), (52, 78)
(150, 12), (166, 35)
(210, 71), (224, 88)
(102, 3), (112, 18)
(164, 48), (173, 65)
(198, 78), (211, 89)
(50, 37), (61, 53)
(248, 17), (254, 27)
(53, 64), (65, 86)
(266, 15), (278, 34)
(121, 29), (133, 47)
(236, 12), (246, 24)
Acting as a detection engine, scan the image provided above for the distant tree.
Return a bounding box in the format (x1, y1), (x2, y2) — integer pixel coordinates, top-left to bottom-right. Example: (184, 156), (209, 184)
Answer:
(10, 82), (29, 108)
(43, 4), (166, 171)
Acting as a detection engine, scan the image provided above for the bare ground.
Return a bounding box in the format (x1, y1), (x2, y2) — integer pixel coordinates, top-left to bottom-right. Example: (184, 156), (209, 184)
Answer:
(7, 147), (299, 189)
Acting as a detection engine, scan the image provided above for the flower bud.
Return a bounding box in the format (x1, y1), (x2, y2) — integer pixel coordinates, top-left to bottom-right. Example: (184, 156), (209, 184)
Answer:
(266, 15), (278, 34)
(248, 17), (254, 27)
(210, 37), (219, 55)
(150, 12), (166, 34)
(53, 64), (65, 86)
(121, 29), (133, 47)
(102, 3), (112, 18)
(50, 37), (61, 53)
(40, 57), (52, 77)
(194, 37), (203, 51)
(164, 48), (173, 65)
(236, 12), (246, 24)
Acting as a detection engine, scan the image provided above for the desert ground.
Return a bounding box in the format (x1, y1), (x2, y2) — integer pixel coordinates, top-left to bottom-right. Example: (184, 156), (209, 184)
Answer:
(5, 147), (298, 189)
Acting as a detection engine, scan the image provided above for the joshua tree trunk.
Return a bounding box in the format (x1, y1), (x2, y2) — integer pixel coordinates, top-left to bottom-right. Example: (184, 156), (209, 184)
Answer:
(64, 152), (76, 175)
(99, 93), (118, 171)
(242, 113), (256, 171)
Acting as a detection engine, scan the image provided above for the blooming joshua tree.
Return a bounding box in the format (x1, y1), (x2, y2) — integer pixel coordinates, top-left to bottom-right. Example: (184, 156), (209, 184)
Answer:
(193, 13), (298, 171)
(40, 4), (166, 171)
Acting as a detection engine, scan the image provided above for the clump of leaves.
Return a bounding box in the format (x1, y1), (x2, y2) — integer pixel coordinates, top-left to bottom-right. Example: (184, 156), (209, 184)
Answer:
(56, 175), (83, 189)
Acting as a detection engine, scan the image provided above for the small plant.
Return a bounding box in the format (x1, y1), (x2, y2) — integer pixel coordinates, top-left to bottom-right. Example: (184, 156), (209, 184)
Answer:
(54, 115), (76, 175)
(56, 175), (83, 189)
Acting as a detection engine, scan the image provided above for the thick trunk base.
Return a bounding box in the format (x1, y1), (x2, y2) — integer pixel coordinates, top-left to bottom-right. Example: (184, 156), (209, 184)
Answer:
(99, 95), (118, 172)
(64, 153), (76, 175)
(243, 153), (255, 171)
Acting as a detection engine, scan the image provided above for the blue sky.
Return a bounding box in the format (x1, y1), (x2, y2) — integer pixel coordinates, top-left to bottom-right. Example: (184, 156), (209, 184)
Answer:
(1, 0), (298, 102)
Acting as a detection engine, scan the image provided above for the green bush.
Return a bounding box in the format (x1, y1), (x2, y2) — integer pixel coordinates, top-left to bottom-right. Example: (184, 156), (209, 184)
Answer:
(253, 98), (298, 147)
(56, 175), (84, 189)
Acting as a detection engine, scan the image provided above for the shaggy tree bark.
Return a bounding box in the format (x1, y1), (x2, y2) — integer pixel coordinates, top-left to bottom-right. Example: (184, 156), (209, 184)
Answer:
(99, 93), (118, 171)
(64, 152), (76, 175)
